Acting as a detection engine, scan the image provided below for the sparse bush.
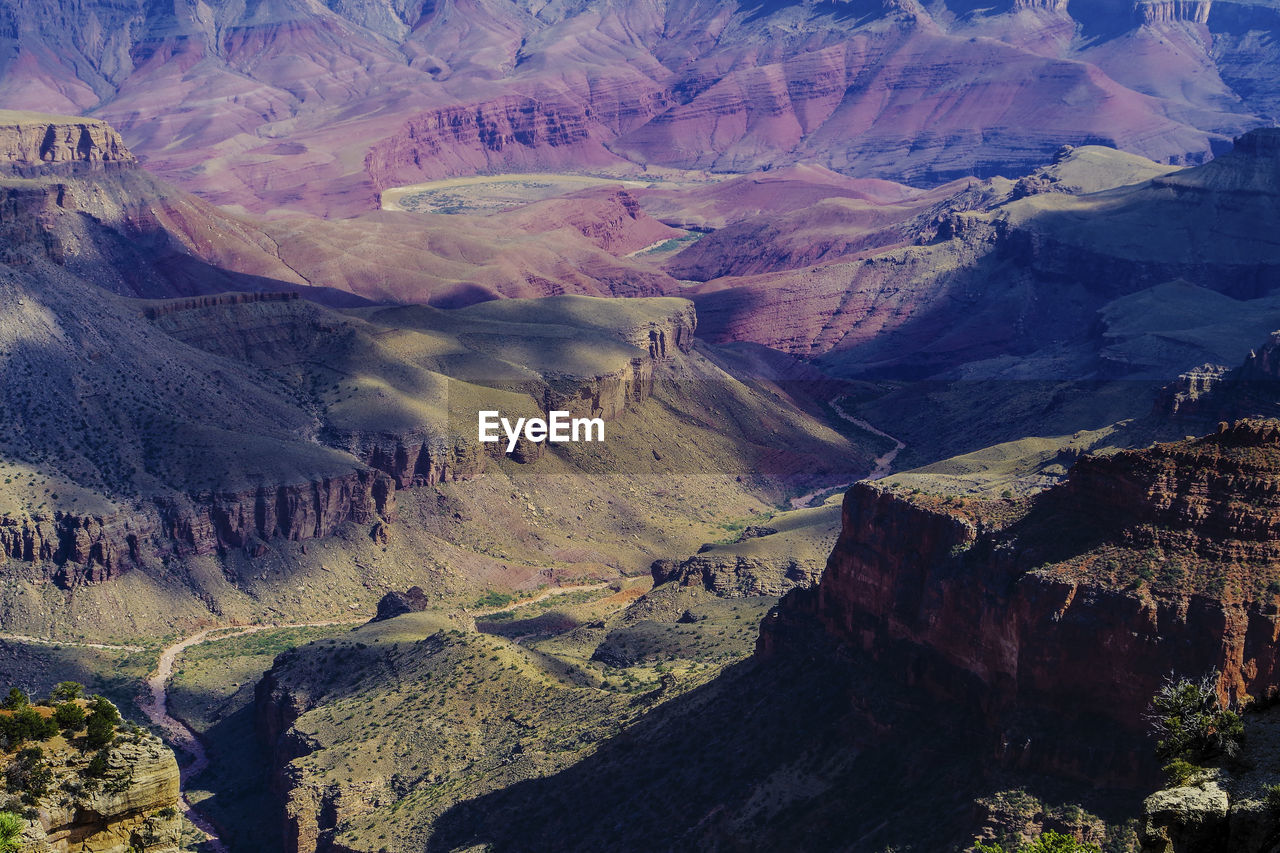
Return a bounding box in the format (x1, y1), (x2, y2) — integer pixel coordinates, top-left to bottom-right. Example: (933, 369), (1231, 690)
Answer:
(1148, 671), (1244, 763)
(1, 689), (27, 711)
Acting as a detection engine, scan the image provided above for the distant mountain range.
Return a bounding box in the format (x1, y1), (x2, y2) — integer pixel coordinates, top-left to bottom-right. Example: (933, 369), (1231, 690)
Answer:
(2, 0), (1278, 215)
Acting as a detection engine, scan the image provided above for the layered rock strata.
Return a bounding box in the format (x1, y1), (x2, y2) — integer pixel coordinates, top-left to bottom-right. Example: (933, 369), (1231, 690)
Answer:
(762, 420), (1280, 788)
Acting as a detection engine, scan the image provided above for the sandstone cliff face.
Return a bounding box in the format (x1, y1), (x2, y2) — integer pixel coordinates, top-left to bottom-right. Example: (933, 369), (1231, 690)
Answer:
(0, 469), (395, 583)
(364, 95), (635, 189)
(156, 470), (396, 558)
(0, 511), (140, 586)
(762, 421), (1280, 788)
(0, 112), (134, 178)
(1136, 0), (1212, 24)
(8, 725), (182, 853)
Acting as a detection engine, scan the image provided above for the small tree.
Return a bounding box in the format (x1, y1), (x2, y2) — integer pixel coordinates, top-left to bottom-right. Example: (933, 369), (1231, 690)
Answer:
(84, 713), (115, 750)
(51, 682), (83, 702)
(1, 689), (27, 711)
(88, 696), (120, 726)
(86, 749), (109, 778)
(4, 747), (52, 800)
(1148, 670), (1244, 763)
(53, 702), (86, 733)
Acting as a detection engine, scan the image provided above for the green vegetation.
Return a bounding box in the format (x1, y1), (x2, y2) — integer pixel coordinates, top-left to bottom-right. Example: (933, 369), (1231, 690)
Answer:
(52, 702), (85, 733)
(473, 590), (516, 610)
(1161, 757), (1203, 786)
(1148, 671), (1244, 763)
(51, 682), (82, 701)
(4, 747), (51, 802)
(1265, 782), (1280, 813)
(84, 697), (119, 750)
(975, 830), (1102, 853)
(0, 810), (23, 852)
(0, 707), (57, 748)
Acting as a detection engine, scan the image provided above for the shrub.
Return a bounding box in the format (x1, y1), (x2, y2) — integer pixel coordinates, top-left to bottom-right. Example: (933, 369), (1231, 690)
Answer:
(1162, 758), (1202, 786)
(1265, 783), (1280, 813)
(0, 707), (58, 746)
(53, 702), (86, 733)
(1024, 832), (1101, 853)
(1148, 671), (1244, 763)
(88, 697), (119, 726)
(86, 750), (109, 778)
(4, 748), (51, 799)
(0, 810), (23, 853)
(974, 832), (1102, 853)
(84, 713), (115, 750)
(0, 689), (27, 711)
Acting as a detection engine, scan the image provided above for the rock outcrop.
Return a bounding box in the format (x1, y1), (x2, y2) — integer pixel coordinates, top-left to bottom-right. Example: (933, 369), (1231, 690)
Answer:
(0, 111), (134, 177)
(155, 470), (396, 558)
(0, 468), (395, 583)
(1137, 704), (1280, 852)
(2, 709), (182, 853)
(1136, 0), (1213, 24)
(652, 553), (822, 598)
(364, 95), (630, 190)
(372, 586), (430, 622)
(761, 420), (1280, 789)
(0, 511), (140, 586)
(1156, 331), (1280, 420)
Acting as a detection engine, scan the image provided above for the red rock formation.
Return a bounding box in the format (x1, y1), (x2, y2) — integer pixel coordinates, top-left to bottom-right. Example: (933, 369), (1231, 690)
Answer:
(762, 421), (1280, 788)
(0, 511), (140, 585)
(364, 95), (631, 190)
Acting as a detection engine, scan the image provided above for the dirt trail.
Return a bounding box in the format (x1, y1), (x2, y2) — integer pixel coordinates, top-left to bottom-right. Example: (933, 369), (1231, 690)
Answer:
(788, 398), (907, 509)
(0, 633), (144, 652)
(140, 619), (364, 853)
(471, 583), (610, 616)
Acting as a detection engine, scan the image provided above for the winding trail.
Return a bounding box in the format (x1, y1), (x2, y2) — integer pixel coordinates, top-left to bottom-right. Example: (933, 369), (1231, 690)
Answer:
(139, 619), (364, 853)
(0, 633), (145, 652)
(789, 397), (907, 510)
(470, 582), (611, 616)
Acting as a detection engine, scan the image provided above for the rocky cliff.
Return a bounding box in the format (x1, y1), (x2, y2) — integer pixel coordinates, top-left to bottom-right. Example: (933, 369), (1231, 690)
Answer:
(2, 707), (183, 853)
(0, 111), (134, 178)
(0, 469), (396, 583)
(364, 95), (631, 190)
(0, 511), (139, 586)
(1155, 330), (1280, 420)
(762, 420), (1280, 789)
(1135, 0), (1213, 24)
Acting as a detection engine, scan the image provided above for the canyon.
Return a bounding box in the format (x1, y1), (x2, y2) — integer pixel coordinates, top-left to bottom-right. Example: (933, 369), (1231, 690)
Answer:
(4, 3), (1280, 849)
(0, 0), (1275, 216)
